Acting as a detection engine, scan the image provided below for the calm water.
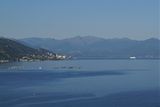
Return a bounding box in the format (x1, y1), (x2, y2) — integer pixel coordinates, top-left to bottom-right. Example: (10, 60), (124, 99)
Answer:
(0, 60), (159, 107)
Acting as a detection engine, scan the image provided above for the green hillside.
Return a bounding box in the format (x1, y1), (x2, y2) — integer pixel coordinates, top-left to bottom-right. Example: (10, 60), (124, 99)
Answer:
(0, 38), (54, 61)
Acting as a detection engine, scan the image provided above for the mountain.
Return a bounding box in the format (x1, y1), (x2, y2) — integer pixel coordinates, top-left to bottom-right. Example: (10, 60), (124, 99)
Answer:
(0, 38), (54, 60)
(19, 36), (160, 59)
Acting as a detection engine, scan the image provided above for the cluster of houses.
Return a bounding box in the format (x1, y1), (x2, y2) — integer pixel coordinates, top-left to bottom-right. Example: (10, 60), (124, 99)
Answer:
(19, 52), (68, 62)
(0, 60), (9, 63)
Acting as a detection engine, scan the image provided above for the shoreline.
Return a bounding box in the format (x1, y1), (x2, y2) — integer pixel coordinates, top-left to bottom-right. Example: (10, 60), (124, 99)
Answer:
(0, 58), (160, 64)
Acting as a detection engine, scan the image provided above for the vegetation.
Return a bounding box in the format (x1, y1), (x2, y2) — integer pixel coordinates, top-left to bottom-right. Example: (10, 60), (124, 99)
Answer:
(0, 37), (56, 61)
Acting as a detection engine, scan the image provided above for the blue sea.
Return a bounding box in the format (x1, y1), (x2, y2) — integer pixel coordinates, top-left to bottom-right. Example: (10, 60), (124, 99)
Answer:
(0, 60), (159, 107)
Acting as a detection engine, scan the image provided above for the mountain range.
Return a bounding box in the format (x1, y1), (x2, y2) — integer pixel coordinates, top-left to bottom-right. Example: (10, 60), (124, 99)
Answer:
(19, 36), (160, 59)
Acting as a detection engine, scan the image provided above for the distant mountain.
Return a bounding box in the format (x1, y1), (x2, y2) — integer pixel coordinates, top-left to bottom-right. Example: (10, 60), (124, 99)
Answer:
(19, 36), (160, 59)
(0, 38), (54, 60)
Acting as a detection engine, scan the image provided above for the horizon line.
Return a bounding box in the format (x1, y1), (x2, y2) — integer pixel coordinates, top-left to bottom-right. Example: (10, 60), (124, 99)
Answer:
(0, 35), (159, 41)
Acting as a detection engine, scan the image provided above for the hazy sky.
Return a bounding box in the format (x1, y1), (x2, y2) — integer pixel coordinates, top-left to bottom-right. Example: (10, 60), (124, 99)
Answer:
(0, 0), (159, 40)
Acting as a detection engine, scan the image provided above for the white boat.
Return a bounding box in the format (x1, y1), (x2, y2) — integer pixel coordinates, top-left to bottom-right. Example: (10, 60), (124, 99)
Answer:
(129, 56), (136, 59)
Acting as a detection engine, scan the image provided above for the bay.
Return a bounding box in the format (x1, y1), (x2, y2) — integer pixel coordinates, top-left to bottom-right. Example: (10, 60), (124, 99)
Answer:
(0, 60), (159, 107)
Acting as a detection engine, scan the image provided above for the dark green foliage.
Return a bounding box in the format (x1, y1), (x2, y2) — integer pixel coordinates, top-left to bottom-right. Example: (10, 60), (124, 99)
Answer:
(0, 38), (54, 60)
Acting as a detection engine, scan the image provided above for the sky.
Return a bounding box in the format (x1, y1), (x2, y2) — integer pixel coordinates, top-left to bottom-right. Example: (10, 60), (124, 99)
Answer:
(0, 0), (159, 40)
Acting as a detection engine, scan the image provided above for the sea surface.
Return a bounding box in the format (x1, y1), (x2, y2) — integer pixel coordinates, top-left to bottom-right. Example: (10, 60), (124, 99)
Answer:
(0, 59), (159, 107)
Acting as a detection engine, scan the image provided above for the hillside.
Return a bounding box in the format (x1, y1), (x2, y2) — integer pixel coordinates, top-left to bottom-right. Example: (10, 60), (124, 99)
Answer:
(0, 38), (54, 61)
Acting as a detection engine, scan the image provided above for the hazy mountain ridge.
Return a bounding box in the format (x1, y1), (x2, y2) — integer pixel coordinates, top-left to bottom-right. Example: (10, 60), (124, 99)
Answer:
(19, 36), (160, 59)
